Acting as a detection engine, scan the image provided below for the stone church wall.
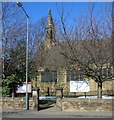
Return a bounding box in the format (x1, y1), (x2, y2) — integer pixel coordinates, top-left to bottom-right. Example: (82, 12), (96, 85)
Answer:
(32, 68), (113, 96)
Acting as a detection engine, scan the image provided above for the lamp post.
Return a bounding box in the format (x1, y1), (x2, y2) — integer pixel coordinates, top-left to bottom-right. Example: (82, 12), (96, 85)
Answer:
(16, 2), (29, 110)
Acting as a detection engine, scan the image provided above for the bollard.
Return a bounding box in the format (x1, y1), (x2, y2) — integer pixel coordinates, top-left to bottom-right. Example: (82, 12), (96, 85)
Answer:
(32, 87), (40, 111)
(56, 86), (63, 111)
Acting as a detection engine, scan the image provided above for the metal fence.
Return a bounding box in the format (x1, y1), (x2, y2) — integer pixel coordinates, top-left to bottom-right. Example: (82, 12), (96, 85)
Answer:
(63, 90), (113, 98)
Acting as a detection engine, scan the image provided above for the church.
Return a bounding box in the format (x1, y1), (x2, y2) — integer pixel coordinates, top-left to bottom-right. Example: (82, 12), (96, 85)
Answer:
(32, 10), (113, 96)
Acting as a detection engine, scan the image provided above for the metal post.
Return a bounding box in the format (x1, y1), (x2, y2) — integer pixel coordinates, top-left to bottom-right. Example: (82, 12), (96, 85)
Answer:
(84, 92), (86, 98)
(26, 17), (29, 110)
(16, 2), (30, 111)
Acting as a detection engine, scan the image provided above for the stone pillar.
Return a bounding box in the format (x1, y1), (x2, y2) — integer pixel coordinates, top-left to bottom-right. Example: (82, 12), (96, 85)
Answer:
(32, 88), (40, 111)
(56, 86), (63, 111)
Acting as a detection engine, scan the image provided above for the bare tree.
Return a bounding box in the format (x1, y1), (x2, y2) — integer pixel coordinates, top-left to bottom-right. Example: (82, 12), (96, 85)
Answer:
(55, 3), (112, 98)
(2, 2), (27, 78)
(2, 2), (46, 79)
(2, 2), (47, 96)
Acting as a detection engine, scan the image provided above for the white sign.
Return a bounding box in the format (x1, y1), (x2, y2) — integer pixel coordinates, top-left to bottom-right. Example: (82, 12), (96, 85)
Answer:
(16, 82), (32, 93)
(70, 80), (90, 92)
(32, 91), (37, 96)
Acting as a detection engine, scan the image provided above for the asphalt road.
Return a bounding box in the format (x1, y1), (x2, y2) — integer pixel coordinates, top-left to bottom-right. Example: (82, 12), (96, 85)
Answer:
(1, 108), (112, 118)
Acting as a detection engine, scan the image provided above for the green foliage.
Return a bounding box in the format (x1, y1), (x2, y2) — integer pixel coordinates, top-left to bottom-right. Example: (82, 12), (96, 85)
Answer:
(2, 74), (19, 97)
(2, 86), (10, 97)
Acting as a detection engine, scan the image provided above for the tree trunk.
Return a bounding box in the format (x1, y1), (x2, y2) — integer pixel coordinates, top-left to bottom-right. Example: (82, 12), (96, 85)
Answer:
(97, 82), (102, 98)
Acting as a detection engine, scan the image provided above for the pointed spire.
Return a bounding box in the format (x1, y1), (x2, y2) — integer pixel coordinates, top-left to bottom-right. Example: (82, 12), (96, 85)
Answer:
(47, 9), (54, 27)
(45, 10), (55, 51)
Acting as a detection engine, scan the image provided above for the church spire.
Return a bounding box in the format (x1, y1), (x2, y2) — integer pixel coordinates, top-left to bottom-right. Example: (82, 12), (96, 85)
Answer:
(47, 9), (54, 27)
(45, 9), (55, 51)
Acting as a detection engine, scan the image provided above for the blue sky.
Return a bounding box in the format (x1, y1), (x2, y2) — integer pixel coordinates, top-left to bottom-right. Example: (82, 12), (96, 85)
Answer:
(21, 2), (108, 23)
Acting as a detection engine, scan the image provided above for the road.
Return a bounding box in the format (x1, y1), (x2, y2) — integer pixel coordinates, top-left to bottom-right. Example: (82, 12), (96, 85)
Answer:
(1, 111), (112, 118)
(1, 108), (112, 118)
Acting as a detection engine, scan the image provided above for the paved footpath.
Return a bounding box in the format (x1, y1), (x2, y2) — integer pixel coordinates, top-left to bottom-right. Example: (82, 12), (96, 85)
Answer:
(1, 104), (112, 118)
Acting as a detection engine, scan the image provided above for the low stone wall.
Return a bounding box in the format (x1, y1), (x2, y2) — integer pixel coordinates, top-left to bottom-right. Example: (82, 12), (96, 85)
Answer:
(1, 97), (34, 110)
(1, 97), (112, 112)
(61, 98), (112, 112)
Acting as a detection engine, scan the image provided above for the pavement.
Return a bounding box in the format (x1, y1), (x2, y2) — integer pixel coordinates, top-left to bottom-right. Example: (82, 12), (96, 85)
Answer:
(1, 104), (113, 118)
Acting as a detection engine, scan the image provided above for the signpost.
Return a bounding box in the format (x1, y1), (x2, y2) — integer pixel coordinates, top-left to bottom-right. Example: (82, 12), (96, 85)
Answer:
(16, 82), (32, 94)
(70, 80), (90, 92)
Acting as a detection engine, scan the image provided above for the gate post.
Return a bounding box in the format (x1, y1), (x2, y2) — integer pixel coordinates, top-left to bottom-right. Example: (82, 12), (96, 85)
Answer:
(32, 87), (40, 111)
(56, 86), (63, 111)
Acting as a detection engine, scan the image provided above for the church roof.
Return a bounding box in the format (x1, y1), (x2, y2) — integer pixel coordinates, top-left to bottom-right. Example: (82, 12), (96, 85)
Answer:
(43, 39), (112, 69)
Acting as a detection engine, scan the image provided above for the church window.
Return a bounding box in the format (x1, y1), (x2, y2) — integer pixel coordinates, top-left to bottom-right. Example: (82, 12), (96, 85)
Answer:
(67, 70), (84, 82)
(41, 71), (57, 82)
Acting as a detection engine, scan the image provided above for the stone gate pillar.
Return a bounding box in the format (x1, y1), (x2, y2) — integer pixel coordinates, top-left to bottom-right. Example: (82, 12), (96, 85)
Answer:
(56, 86), (63, 111)
(32, 87), (40, 111)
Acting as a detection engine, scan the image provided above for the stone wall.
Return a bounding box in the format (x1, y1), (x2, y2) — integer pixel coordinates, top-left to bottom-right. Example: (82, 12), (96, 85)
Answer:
(2, 97), (34, 110)
(61, 98), (112, 112)
(1, 97), (112, 112)
(32, 68), (114, 96)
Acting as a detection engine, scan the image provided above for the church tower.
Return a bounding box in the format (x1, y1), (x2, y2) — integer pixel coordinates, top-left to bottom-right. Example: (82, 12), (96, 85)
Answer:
(45, 9), (55, 51)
